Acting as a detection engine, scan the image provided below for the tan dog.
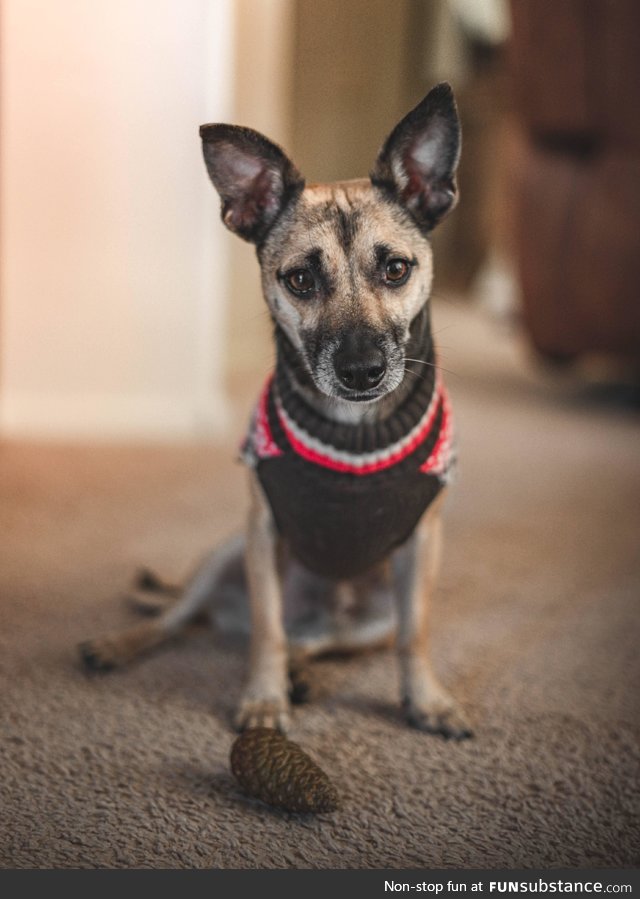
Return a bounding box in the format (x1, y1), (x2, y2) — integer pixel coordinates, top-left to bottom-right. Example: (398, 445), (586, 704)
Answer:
(80, 83), (471, 740)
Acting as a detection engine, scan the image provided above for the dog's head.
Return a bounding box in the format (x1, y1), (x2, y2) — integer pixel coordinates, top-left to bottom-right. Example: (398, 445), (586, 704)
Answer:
(200, 83), (460, 403)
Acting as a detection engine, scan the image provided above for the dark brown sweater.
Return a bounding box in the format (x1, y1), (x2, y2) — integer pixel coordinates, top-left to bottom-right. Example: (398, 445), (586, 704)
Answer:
(241, 328), (454, 581)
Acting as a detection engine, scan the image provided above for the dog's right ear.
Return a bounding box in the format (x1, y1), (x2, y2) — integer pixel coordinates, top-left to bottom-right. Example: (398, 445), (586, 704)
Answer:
(200, 124), (304, 244)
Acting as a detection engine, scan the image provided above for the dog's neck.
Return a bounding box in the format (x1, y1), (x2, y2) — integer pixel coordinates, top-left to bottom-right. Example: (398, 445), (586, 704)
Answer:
(274, 304), (434, 426)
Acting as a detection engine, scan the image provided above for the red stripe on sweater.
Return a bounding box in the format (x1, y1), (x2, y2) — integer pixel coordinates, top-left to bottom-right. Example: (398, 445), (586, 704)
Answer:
(253, 375), (283, 459)
(419, 386), (452, 475)
(277, 381), (446, 476)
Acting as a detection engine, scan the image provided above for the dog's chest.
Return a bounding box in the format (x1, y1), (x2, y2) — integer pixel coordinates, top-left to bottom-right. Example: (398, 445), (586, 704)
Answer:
(241, 369), (454, 581)
(258, 455), (443, 580)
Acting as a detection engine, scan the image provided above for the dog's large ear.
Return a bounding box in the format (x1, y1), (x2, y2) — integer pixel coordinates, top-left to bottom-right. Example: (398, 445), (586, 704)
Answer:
(371, 82), (461, 232)
(200, 124), (304, 244)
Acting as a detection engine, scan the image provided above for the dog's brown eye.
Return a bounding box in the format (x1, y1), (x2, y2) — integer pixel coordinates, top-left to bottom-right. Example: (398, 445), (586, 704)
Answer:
(285, 269), (315, 296)
(385, 258), (410, 284)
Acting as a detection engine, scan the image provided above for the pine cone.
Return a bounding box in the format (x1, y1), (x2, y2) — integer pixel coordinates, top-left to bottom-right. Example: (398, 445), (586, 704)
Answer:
(230, 727), (339, 813)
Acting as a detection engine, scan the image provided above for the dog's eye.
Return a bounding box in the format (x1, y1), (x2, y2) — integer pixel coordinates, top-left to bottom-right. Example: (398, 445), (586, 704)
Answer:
(285, 269), (315, 296)
(384, 258), (410, 285)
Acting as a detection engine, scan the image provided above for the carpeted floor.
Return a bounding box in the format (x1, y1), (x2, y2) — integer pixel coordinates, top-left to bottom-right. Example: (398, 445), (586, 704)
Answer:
(1, 300), (639, 869)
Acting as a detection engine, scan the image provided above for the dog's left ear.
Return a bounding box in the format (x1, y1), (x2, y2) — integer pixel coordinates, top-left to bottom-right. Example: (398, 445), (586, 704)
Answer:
(371, 82), (461, 232)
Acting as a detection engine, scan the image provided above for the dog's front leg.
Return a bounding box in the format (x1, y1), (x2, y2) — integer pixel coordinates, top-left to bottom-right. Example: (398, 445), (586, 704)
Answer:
(234, 470), (290, 733)
(393, 495), (472, 739)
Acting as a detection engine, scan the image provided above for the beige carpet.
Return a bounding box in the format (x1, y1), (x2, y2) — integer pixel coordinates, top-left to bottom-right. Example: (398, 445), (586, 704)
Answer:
(1, 300), (638, 869)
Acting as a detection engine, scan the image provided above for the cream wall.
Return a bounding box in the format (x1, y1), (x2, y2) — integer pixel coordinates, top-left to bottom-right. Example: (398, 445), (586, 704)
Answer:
(0, 0), (235, 440)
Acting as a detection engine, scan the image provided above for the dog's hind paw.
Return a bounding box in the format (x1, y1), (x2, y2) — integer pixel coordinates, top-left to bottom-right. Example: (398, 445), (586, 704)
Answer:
(78, 621), (165, 673)
(234, 696), (291, 734)
(403, 698), (473, 740)
(78, 639), (118, 673)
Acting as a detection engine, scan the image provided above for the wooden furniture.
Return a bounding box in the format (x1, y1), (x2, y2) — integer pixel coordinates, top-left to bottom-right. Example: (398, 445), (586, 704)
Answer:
(509, 0), (640, 363)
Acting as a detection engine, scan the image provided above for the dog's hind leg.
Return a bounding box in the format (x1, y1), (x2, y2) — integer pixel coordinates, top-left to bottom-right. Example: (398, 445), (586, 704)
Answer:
(393, 494), (472, 739)
(79, 534), (244, 672)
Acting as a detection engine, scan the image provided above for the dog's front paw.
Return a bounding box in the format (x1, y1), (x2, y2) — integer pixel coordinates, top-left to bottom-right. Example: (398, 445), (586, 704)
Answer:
(234, 694), (291, 734)
(402, 696), (473, 740)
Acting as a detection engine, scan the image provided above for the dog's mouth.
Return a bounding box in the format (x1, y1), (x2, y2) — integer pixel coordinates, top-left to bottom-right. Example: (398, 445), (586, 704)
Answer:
(330, 382), (392, 403)
(335, 390), (381, 403)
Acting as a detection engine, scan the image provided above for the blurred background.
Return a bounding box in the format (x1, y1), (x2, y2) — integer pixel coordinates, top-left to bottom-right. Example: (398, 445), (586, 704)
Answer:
(2, 0), (638, 443)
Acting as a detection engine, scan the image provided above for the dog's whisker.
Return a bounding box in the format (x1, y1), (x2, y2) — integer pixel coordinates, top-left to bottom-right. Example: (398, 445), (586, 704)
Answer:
(405, 357), (460, 378)
(430, 323), (458, 337)
(429, 291), (459, 305)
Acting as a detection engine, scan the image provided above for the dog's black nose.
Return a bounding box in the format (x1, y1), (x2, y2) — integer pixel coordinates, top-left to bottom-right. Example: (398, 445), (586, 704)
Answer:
(333, 336), (386, 392)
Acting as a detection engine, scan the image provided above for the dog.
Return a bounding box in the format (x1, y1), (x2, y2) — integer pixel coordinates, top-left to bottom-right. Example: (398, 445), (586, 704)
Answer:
(79, 82), (471, 740)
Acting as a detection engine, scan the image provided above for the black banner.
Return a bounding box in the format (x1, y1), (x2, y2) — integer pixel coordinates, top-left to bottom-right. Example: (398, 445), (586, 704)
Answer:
(0, 868), (638, 898)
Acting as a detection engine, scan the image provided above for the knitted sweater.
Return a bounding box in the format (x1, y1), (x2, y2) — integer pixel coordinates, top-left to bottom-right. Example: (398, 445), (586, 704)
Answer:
(241, 320), (454, 581)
